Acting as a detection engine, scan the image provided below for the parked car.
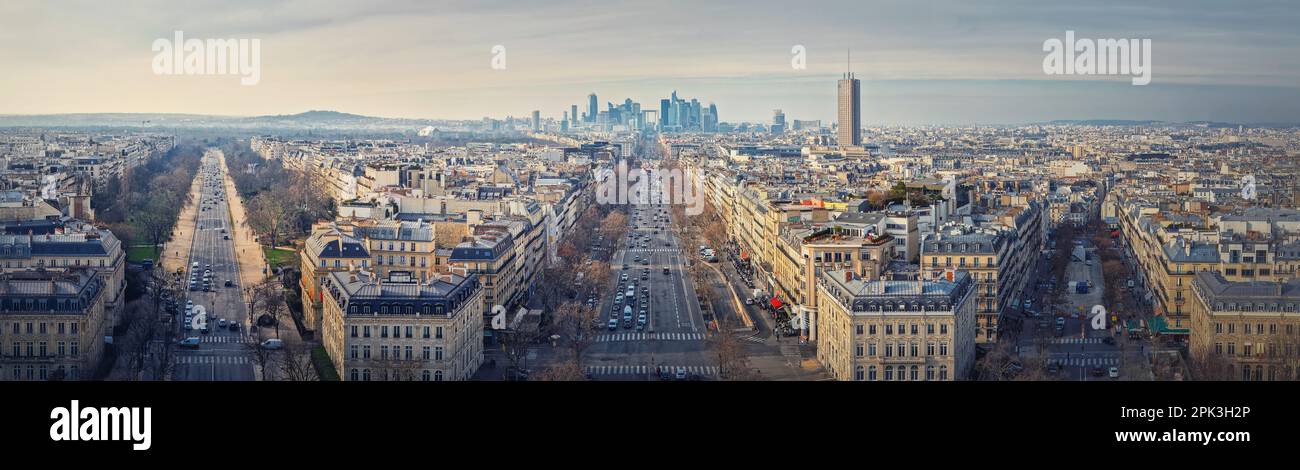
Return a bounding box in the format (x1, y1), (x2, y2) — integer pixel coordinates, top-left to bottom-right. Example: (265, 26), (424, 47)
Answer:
(1108, 367), (1120, 379)
(178, 337), (201, 349)
(261, 339), (283, 350)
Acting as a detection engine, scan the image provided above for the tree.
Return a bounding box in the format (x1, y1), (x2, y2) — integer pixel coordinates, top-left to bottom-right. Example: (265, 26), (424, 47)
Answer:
(551, 301), (598, 364)
(498, 319), (544, 381)
(246, 187), (292, 248)
(279, 343), (320, 381)
(535, 359), (586, 381)
(243, 340), (275, 381)
(707, 319), (754, 380)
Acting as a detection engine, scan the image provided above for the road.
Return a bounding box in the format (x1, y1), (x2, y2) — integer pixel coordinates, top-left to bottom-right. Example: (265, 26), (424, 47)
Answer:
(582, 196), (717, 380)
(172, 149), (255, 381)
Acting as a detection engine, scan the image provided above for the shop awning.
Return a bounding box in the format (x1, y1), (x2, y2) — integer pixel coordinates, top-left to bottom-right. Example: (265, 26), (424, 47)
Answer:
(770, 296), (783, 309)
(1149, 316), (1189, 335)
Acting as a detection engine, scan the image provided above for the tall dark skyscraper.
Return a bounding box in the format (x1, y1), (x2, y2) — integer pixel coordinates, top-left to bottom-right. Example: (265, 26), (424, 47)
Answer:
(659, 99), (670, 128)
(837, 56), (861, 147)
(532, 110), (541, 131)
(570, 104), (578, 127)
(587, 93), (598, 123)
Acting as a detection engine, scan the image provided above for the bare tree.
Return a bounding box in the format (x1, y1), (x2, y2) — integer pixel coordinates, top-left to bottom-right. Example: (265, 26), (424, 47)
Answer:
(498, 319), (544, 381)
(279, 343), (320, 381)
(243, 341), (275, 381)
(535, 359), (587, 381)
(551, 301), (598, 364)
(707, 319), (754, 380)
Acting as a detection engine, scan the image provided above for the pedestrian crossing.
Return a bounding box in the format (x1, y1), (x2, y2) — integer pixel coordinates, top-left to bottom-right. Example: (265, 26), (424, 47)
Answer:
(176, 355), (250, 365)
(743, 335), (765, 344)
(1040, 337), (1102, 345)
(199, 335), (250, 344)
(585, 365), (719, 376)
(594, 332), (705, 342)
(1050, 356), (1121, 367)
(623, 248), (674, 254)
(1048, 337), (1104, 344)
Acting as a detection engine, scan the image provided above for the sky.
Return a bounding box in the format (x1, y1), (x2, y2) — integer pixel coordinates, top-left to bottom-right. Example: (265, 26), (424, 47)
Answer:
(1, 0), (1299, 124)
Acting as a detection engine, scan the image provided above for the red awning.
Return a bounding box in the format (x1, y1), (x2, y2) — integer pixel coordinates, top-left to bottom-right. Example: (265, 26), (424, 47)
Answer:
(740, 251), (749, 260)
(770, 297), (783, 309)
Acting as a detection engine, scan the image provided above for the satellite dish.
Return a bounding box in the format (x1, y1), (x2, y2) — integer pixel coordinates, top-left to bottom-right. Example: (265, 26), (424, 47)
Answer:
(490, 305), (507, 330)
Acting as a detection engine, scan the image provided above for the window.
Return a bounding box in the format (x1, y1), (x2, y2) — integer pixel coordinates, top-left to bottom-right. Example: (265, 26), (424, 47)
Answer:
(855, 325), (864, 335)
(854, 366), (864, 381)
(939, 342), (948, 356)
(927, 323), (935, 334)
(927, 343), (935, 356)
(350, 369), (359, 381)
(70, 342), (78, 357)
(351, 326), (358, 338)
(868, 366), (877, 381)
(363, 326), (371, 338)
(405, 346), (413, 360)
(868, 325), (876, 335)
(940, 325), (948, 335)
(926, 366), (935, 381)
(405, 326), (413, 338)
(884, 343), (893, 357)
(435, 347), (444, 361)
(423, 326), (431, 339)
(910, 343), (918, 357)
(910, 365), (918, 381)
(350, 345), (358, 359)
(868, 343), (876, 357)
(436, 327), (444, 339)
(884, 366), (893, 381)
(422, 370), (431, 382)
(363, 345), (371, 359)
(434, 371), (444, 382)
(381, 326), (389, 338)
(855, 344), (864, 357)
(939, 366), (948, 380)
(423, 346), (431, 360)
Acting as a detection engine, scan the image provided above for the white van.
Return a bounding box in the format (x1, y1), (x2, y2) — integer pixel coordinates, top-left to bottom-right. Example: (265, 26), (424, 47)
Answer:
(261, 339), (283, 350)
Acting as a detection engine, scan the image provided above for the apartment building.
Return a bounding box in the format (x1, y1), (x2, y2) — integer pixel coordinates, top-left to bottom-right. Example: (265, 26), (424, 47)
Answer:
(0, 269), (107, 381)
(320, 270), (484, 381)
(815, 269), (975, 381)
(300, 227), (372, 334)
(1189, 270), (1300, 381)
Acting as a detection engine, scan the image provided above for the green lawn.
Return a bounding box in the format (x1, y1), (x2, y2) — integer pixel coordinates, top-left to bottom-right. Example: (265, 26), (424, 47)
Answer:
(262, 246), (299, 270)
(126, 245), (160, 263)
(311, 346), (339, 381)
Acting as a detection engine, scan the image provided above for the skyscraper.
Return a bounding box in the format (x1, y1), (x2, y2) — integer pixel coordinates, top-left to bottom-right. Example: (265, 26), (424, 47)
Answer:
(587, 93), (598, 123)
(837, 52), (861, 147)
(570, 104), (578, 127)
(532, 110), (541, 131)
(772, 109), (786, 134)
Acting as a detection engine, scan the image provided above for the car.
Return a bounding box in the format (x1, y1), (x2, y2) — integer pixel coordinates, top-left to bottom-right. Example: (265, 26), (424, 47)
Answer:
(1108, 367), (1119, 379)
(178, 337), (201, 349)
(218, 318), (227, 328)
(223, 235), (230, 240)
(663, 267), (671, 275)
(608, 319), (618, 330)
(1047, 363), (1060, 374)
(261, 339), (283, 350)
(637, 314), (647, 325)
(200, 326), (210, 335)
(228, 322), (240, 331)
(224, 279), (233, 287)
(675, 367), (687, 380)
(623, 319), (633, 329)
(745, 298), (754, 305)
(1055, 317), (1066, 328)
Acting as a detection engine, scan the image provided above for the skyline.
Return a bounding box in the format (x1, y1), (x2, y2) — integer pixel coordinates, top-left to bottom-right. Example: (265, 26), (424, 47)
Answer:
(2, 0), (1300, 124)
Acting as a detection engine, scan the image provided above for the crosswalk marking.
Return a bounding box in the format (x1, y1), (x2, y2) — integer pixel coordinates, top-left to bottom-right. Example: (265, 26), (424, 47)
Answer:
(1049, 356), (1121, 367)
(175, 355), (250, 365)
(594, 332), (705, 342)
(744, 335), (764, 344)
(585, 365), (719, 376)
(199, 335), (250, 344)
(1047, 337), (1104, 344)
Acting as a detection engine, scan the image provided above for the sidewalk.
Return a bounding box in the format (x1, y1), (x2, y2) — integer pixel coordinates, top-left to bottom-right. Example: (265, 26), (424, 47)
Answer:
(160, 165), (204, 276)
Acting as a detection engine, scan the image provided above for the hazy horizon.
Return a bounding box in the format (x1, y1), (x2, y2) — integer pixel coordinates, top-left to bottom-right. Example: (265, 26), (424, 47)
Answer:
(3, 0), (1299, 125)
